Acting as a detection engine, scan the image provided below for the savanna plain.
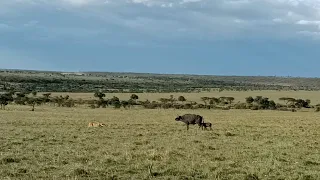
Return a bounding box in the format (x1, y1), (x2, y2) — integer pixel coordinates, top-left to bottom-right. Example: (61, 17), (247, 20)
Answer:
(1, 91), (320, 180)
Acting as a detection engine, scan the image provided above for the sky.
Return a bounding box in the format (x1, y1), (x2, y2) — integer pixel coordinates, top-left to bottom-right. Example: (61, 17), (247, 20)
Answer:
(1, 0), (320, 77)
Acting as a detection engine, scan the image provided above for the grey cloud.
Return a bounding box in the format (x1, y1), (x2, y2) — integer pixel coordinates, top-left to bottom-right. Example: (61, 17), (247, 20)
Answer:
(0, 0), (319, 40)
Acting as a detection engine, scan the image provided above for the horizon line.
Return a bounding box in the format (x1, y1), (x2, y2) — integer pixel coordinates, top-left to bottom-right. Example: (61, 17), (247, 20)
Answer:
(0, 68), (319, 79)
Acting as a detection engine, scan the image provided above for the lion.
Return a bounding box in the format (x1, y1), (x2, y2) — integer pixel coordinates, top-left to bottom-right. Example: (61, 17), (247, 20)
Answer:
(88, 122), (106, 127)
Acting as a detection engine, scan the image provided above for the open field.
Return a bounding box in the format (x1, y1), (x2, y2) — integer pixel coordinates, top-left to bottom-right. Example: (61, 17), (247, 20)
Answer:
(1, 105), (320, 179)
(46, 90), (320, 104)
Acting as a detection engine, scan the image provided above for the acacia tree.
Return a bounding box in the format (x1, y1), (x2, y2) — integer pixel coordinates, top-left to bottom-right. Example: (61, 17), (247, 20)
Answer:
(201, 97), (210, 105)
(110, 96), (121, 108)
(94, 91), (108, 108)
(226, 97), (235, 104)
(245, 96), (254, 104)
(209, 97), (220, 105)
(94, 91), (106, 100)
(0, 92), (14, 110)
(178, 96), (186, 103)
(15, 92), (28, 105)
(42, 93), (52, 103)
(279, 97), (296, 106)
(169, 95), (176, 104)
(27, 97), (42, 111)
(130, 94), (139, 101)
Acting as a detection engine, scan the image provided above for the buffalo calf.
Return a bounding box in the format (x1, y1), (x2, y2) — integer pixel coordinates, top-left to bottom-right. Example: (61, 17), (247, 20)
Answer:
(201, 122), (213, 130)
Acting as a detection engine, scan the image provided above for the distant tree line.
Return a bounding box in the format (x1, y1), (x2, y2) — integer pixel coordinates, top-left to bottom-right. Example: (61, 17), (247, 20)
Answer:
(0, 89), (317, 112)
(1, 71), (320, 93)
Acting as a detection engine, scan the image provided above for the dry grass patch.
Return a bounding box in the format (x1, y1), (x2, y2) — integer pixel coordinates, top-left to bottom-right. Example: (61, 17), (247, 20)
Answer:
(1, 106), (320, 179)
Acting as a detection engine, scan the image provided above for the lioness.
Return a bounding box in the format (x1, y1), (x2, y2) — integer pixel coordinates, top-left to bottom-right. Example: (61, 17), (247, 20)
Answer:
(88, 122), (106, 127)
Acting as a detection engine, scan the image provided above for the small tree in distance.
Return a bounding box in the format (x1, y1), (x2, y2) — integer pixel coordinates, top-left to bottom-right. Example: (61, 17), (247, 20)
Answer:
(226, 97), (235, 104)
(178, 96), (186, 103)
(27, 97), (42, 111)
(245, 96), (254, 104)
(94, 92), (105, 100)
(131, 94), (139, 101)
(31, 91), (37, 97)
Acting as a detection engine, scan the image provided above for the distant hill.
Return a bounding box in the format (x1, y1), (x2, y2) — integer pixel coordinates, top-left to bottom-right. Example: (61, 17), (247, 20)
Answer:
(0, 69), (320, 93)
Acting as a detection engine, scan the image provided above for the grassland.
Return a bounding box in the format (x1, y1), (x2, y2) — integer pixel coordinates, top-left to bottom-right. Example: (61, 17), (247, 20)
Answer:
(1, 70), (320, 179)
(1, 104), (320, 180)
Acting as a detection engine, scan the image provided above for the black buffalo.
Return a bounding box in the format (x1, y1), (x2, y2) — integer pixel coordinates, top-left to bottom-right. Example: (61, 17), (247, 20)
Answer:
(201, 122), (213, 131)
(175, 114), (204, 130)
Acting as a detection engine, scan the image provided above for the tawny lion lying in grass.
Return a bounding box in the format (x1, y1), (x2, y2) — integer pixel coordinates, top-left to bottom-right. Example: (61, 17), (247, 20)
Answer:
(88, 122), (106, 127)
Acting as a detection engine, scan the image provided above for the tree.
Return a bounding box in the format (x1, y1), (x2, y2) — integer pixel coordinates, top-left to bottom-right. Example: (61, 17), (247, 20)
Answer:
(169, 95), (176, 103)
(42, 93), (52, 103)
(0, 92), (14, 110)
(279, 97), (296, 105)
(269, 100), (276, 110)
(130, 94), (139, 101)
(94, 91), (105, 100)
(110, 96), (121, 108)
(159, 98), (169, 104)
(226, 97), (235, 104)
(178, 96), (186, 103)
(209, 97), (220, 104)
(245, 96), (254, 104)
(201, 97), (210, 105)
(127, 99), (135, 107)
(15, 92), (28, 105)
(254, 96), (263, 103)
(306, 99), (311, 106)
(27, 97), (42, 111)
(31, 91), (37, 96)
(121, 101), (129, 109)
(294, 99), (310, 108)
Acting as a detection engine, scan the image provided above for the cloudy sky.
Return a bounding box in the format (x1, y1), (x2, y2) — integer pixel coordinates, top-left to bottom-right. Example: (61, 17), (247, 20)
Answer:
(0, 0), (320, 77)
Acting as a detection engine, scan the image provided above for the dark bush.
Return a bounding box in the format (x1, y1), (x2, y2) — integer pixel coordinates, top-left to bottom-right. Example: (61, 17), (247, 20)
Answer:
(183, 103), (193, 109)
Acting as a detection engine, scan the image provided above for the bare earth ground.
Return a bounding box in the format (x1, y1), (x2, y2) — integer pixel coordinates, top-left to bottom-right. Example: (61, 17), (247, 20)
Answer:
(1, 105), (320, 180)
(47, 90), (320, 104)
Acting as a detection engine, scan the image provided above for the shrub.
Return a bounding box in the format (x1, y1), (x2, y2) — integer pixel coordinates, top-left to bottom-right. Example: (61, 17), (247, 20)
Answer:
(183, 103), (193, 109)
(195, 104), (205, 109)
(278, 107), (290, 111)
(178, 96), (186, 102)
(173, 104), (184, 109)
(222, 106), (230, 110)
(251, 105), (259, 110)
(245, 96), (254, 104)
(113, 101), (121, 109)
(160, 103), (171, 109)
(234, 103), (248, 109)
(269, 100), (276, 110)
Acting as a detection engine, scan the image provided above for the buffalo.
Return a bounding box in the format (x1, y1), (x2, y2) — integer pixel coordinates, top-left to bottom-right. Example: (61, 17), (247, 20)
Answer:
(201, 122), (213, 131)
(175, 114), (204, 130)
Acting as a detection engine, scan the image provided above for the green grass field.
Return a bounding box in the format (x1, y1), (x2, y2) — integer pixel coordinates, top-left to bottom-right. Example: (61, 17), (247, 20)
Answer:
(1, 103), (320, 179)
